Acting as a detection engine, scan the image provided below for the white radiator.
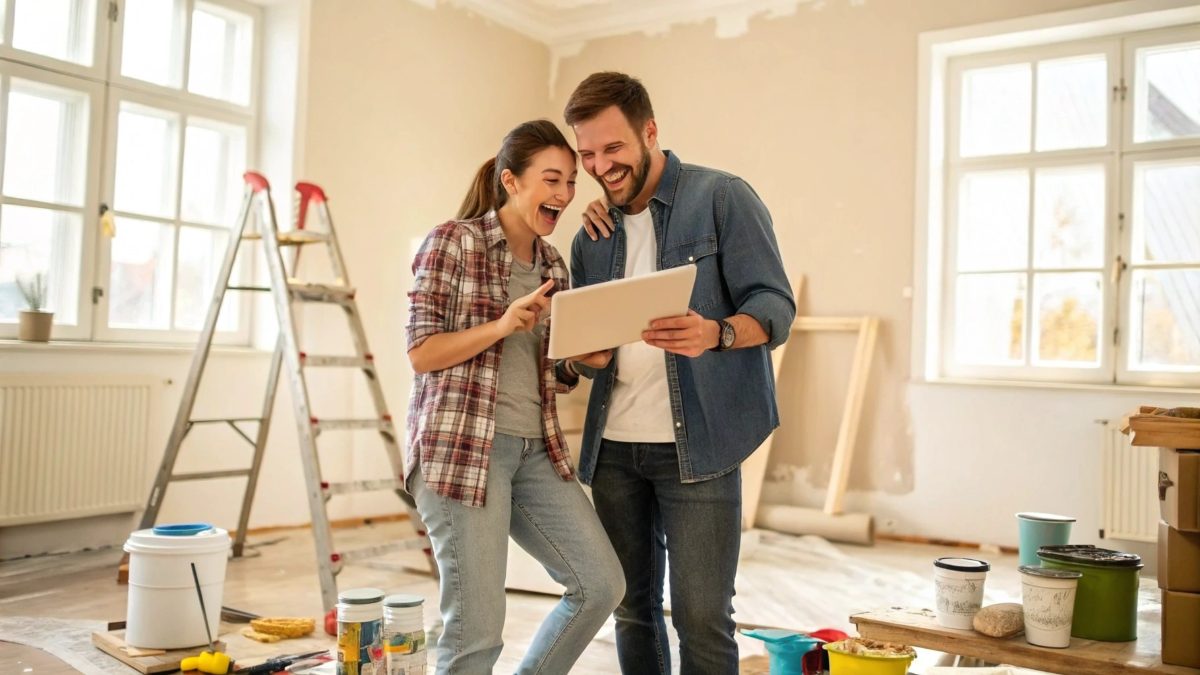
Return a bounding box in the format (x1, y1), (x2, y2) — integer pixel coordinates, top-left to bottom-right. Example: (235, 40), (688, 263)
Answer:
(0, 374), (159, 526)
(1101, 420), (1160, 543)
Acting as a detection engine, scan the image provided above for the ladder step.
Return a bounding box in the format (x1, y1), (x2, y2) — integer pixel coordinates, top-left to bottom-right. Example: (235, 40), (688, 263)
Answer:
(320, 479), (404, 496)
(227, 285), (271, 292)
(172, 469), (252, 481)
(334, 539), (430, 566)
(300, 353), (374, 368)
(242, 231), (330, 245)
(310, 416), (394, 432)
(190, 417), (262, 424)
(288, 282), (355, 303)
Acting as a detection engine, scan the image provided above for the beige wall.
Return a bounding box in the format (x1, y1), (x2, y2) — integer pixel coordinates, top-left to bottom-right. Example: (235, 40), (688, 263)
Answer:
(548, 0), (1122, 503)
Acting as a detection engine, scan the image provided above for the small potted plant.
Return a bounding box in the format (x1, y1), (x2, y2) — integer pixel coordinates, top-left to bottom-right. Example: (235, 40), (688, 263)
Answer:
(17, 273), (53, 342)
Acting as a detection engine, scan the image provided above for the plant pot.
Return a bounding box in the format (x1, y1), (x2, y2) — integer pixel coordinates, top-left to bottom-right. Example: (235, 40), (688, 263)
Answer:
(18, 310), (53, 341)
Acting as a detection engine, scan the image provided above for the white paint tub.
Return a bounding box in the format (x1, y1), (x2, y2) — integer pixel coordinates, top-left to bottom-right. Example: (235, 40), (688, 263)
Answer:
(1019, 564), (1082, 648)
(933, 557), (990, 630)
(123, 524), (230, 649)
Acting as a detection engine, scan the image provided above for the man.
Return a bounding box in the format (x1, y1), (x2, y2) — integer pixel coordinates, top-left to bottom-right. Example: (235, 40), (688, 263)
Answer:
(556, 72), (795, 673)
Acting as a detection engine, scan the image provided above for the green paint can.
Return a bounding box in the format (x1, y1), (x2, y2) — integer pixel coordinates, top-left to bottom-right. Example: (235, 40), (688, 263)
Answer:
(1037, 545), (1143, 642)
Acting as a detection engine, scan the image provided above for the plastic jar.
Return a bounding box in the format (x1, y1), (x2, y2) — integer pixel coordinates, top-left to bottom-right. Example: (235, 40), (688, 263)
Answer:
(383, 594), (427, 675)
(337, 588), (385, 675)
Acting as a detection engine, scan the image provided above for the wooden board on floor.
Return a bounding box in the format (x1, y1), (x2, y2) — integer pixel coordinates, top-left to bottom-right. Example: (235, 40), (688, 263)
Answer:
(851, 585), (1197, 675)
(91, 630), (225, 674)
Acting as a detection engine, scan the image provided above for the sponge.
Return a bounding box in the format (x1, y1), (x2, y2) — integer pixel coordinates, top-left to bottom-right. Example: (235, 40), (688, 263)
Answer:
(182, 650), (231, 674)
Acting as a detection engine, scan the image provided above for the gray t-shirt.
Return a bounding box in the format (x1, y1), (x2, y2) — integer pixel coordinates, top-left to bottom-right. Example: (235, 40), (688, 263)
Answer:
(493, 256), (545, 439)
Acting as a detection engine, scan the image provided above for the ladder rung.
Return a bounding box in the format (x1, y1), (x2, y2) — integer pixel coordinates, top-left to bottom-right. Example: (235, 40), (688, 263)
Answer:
(172, 469), (252, 481)
(311, 416), (394, 432)
(320, 479), (403, 496)
(190, 417), (262, 424)
(227, 285), (271, 292)
(335, 539), (429, 565)
(242, 231), (330, 245)
(288, 282), (355, 303)
(300, 353), (374, 368)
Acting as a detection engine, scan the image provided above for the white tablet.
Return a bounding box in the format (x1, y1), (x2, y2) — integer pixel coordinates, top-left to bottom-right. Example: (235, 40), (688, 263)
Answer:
(547, 265), (697, 360)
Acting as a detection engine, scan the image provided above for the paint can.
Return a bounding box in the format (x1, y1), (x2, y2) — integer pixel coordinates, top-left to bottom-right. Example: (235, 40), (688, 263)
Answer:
(383, 594), (427, 674)
(933, 557), (990, 629)
(337, 588), (385, 675)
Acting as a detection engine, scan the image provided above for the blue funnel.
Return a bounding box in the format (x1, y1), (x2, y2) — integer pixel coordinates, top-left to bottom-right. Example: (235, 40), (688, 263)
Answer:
(741, 628), (823, 675)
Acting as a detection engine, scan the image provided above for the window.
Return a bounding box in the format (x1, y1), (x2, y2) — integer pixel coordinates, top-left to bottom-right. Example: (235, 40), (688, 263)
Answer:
(940, 25), (1200, 386)
(0, 0), (259, 343)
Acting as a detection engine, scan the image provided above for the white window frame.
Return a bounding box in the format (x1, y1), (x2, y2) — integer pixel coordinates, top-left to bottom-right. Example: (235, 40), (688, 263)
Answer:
(0, 0), (263, 344)
(0, 60), (105, 340)
(914, 0), (1200, 389)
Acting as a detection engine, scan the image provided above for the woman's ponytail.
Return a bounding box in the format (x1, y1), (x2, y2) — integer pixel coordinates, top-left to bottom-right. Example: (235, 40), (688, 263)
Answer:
(456, 157), (498, 220)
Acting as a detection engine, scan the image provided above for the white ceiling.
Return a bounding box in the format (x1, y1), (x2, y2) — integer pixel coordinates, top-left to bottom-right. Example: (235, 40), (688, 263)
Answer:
(442, 0), (817, 51)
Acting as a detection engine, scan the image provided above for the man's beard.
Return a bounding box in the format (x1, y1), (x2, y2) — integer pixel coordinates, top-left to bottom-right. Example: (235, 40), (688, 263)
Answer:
(603, 141), (651, 210)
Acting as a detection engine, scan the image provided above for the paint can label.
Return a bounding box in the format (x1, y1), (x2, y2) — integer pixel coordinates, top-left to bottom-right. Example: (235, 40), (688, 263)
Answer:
(338, 618), (384, 675)
(384, 628), (426, 674)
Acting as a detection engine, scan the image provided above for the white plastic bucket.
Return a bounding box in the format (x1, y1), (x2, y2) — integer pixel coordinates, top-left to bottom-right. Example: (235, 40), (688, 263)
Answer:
(1020, 564), (1082, 648)
(123, 524), (230, 649)
(933, 557), (990, 630)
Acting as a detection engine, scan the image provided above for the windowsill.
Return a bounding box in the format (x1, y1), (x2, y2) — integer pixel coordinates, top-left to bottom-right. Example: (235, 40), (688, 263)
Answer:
(0, 338), (271, 357)
(912, 376), (1200, 397)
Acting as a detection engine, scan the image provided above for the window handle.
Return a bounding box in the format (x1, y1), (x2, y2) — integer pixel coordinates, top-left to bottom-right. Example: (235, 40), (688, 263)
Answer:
(1111, 255), (1127, 285)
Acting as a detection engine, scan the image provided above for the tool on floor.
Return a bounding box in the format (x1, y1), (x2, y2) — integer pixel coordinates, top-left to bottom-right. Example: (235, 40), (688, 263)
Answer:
(221, 607), (261, 623)
(126, 173), (437, 618)
(748, 275), (879, 545)
(233, 649), (328, 674)
(186, 562), (231, 674)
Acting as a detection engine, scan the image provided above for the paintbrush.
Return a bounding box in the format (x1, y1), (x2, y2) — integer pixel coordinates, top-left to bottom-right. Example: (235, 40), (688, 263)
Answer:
(190, 562), (216, 652)
(234, 649), (328, 674)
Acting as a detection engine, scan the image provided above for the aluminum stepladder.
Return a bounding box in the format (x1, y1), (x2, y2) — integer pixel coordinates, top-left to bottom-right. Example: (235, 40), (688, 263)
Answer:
(131, 171), (436, 620)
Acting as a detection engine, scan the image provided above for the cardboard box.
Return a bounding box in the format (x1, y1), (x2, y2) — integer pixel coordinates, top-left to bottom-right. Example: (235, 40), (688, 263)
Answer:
(1159, 448), (1200, 532)
(1158, 521), (1200, 592)
(1162, 590), (1200, 668)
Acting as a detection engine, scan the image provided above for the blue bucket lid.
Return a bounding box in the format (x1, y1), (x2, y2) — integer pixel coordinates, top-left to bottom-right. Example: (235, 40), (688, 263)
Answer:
(740, 628), (823, 645)
(152, 523), (214, 536)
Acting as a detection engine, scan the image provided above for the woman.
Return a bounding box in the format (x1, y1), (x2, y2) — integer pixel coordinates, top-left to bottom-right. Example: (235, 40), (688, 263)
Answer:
(405, 120), (623, 674)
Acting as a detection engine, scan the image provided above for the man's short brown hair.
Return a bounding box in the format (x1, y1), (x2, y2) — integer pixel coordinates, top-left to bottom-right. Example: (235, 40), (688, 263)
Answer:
(563, 72), (655, 132)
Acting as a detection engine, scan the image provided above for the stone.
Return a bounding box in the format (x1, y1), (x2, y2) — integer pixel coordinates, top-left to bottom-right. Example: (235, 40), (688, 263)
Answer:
(973, 603), (1024, 638)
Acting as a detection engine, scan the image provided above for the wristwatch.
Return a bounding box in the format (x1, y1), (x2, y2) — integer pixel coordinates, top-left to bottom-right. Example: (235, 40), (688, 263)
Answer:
(713, 319), (736, 352)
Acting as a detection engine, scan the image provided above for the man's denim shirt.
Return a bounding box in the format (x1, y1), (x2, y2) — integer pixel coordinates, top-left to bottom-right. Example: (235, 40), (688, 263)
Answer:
(568, 151), (796, 485)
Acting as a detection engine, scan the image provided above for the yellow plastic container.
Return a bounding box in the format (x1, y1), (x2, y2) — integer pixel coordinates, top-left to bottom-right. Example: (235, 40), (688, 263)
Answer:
(826, 641), (915, 675)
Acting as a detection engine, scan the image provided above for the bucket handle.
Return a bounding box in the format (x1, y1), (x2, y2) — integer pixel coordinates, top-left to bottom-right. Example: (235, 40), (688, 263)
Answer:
(1159, 472), (1174, 501)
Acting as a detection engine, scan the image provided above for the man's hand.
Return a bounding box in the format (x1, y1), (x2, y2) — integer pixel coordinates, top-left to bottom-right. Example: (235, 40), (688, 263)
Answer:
(642, 310), (719, 358)
(581, 199), (615, 241)
(499, 280), (553, 336)
(568, 350), (613, 370)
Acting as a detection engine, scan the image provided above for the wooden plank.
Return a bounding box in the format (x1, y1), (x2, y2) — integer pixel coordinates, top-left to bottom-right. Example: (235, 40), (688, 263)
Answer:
(793, 316), (864, 331)
(740, 276), (804, 530)
(823, 317), (878, 515)
(850, 586), (1199, 675)
(91, 630), (225, 674)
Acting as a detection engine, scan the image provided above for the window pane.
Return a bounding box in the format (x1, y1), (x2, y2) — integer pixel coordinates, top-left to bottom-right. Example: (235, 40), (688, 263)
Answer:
(1033, 165), (1106, 269)
(12, 0), (96, 66)
(175, 226), (237, 331)
(957, 170), (1029, 271)
(1033, 272), (1102, 366)
(181, 120), (247, 226)
(0, 205), (82, 323)
(109, 217), (174, 329)
(955, 272), (1026, 365)
(114, 103), (180, 219)
(3, 79), (90, 207)
(1129, 269), (1200, 371)
(1131, 159), (1200, 265)
(960, 63), (1031, 157)
(1036, 54), (1108, 151)
(188, 3), (254, 106)
(120, 0), (186, 88)
(1134, 41), (1200, 143)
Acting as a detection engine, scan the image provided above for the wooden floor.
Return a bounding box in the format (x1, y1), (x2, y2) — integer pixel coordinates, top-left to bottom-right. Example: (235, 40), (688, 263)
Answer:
(0, 522), (1025, 673)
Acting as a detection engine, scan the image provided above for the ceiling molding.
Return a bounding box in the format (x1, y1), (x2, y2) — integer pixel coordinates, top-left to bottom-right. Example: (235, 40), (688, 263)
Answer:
(441, 0), (830, 49)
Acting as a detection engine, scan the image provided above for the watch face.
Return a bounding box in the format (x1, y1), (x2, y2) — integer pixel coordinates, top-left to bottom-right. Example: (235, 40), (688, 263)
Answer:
(721, 322), (736, 349)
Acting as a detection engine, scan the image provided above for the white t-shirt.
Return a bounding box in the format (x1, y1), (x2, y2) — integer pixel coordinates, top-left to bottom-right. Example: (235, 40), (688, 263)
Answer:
(602, 208), (677, 443)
